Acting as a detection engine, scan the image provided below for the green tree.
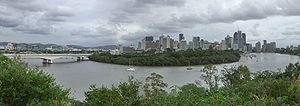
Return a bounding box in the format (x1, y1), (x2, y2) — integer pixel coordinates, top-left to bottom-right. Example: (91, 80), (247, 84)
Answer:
(143, 73), (168, 97)
(199, 65), (220, 91)
(0, 55), (70, 105)
(84, 76), (141, 106)
(222, 65), (251, 87)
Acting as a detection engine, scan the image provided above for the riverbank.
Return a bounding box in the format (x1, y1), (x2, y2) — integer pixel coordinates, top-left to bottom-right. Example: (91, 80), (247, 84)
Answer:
(89, 49), (241, 66)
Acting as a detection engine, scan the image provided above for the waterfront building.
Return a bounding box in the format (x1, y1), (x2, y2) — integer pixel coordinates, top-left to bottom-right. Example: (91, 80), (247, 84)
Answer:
(246, 43), (252, 52)
(266, 42), (276, 53)
(255, 41), (261, 52)
(233, 30), (246, 51)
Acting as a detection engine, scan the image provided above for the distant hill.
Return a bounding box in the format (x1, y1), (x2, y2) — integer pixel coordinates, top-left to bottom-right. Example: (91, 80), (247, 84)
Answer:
(94, 45), (118, 50)
(0, 42), (118, 50)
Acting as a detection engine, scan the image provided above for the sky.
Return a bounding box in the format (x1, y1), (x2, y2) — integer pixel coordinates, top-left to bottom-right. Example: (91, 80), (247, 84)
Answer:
(0, 0), (300, 47)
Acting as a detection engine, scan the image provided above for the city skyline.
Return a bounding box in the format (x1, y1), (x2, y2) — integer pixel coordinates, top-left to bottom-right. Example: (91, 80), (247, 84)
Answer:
(0, 0), (300, 47)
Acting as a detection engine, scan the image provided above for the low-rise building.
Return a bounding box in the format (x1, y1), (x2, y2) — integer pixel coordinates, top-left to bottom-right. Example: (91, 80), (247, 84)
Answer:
(4, 43), (15, 52)
(110, 49), (120, 55)
(119, 46), (136, 54)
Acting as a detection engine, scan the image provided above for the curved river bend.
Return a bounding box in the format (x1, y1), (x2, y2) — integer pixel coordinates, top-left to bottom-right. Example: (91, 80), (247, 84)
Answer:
(22, 53), (300, 101)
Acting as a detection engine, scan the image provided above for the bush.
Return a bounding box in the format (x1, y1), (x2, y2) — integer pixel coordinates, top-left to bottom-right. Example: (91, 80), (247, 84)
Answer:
(0, 55), (71, 105)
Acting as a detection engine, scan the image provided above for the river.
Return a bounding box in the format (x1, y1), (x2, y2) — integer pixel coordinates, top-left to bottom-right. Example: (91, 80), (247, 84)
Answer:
(20, 53), (300, 101)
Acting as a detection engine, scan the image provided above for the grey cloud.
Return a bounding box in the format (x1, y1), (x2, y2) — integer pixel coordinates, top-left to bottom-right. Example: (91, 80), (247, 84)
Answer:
(13, 24), (53, 35)
(0, 15), (20, 27)
(109, 0), (186, 24)
(1, 0), (50, 12)
(42, 7), (75, 22)
(282, 31), (300, 35)
(147, 0), (300, 34)
(71, 26), (117, 38)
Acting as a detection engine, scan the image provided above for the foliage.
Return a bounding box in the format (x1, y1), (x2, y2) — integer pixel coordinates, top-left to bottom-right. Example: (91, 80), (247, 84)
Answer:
(222, 65), (251, 87)
(143, 73), (168, 97)
(0, 55), (71, 105)
(84, 63), (300, 105)
(199, 65), (220, 91)
(89, 49), (241, 66)
(84, 76), (141, 106)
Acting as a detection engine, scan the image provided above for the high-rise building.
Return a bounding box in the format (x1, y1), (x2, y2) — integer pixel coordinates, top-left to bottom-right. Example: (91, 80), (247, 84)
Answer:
(161, 35), (172, 50)
(255, 41), (261, 52)
(145, 36), (153, 42)
(179, 40), (187, 50)
(233, 30), (247, 51)
(266, 42), (276, 53)
(200, 39), (204, 49)
(188, 41), (193, 49)
(225, 35), (233, 49)
(220, 40), (226, 50)
(262, 40), (267, 52)
(179, 33), (184, 42)
(192, 36), (200, 49)
(246, 43), (252, 52)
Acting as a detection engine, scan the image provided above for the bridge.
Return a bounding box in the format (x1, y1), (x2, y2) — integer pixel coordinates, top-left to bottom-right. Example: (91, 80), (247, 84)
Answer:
(4, 54), (92, 64)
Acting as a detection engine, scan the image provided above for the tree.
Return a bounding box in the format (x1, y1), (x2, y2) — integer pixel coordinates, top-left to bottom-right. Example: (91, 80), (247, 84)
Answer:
(222, 65), (251, 87)
(199, 65), (220, 91)
(84, 76), (141, 106)
(143, 73), (168, 97)
(0, 55), (70, 105)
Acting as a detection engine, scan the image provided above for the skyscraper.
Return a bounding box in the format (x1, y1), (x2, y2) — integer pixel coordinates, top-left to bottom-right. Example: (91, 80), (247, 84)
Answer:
(255, 41), (261, 52)
(179, 33), (184, 42)
(145, 36), (153, 42)
(192, 36), (200, 49)
(233, 30), (247, 51)
(262, 40), (267, 52)
(225, 35), (233, 49)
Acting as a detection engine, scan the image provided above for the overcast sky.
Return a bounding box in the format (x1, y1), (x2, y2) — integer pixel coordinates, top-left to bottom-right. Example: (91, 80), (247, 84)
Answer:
(0, 0), (300, 47)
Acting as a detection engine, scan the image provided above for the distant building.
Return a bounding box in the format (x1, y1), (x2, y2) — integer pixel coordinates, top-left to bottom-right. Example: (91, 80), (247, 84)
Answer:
(179, 40), (187, 50)
(4, 43), (15, 52)
(246, 43), (252, 52)
(192, 36), (200, 49)
(179, 33), (184, 42)
(200, 39), (204, 49)
(160, 35), (174, 50)
(255, 41), (261, 52)
(261, 40), (276, 53)
(262, 40), (267, 52)
(145, 36), (154, 42)
(110, 49), (120, 55)
(266, 42), (276, 53)
(225, 35), (233, 49)
(119, 46), (136, 54)
(188, 41), (193, 49)
(220, 40), (227, 50)
(233, 30), (246, 51)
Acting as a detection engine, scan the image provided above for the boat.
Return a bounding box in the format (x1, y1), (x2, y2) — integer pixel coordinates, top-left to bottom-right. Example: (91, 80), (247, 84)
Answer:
(127, 67), (136, 71)
(187, 67), (193, 70)
(186, 61), (192, 70)
(126, 59), (135, 71)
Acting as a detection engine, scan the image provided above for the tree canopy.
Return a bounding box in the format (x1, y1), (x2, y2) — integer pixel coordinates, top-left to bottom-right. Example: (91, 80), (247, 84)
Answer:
(89, 49), (241, 66)
(0, 55), (71, 105)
